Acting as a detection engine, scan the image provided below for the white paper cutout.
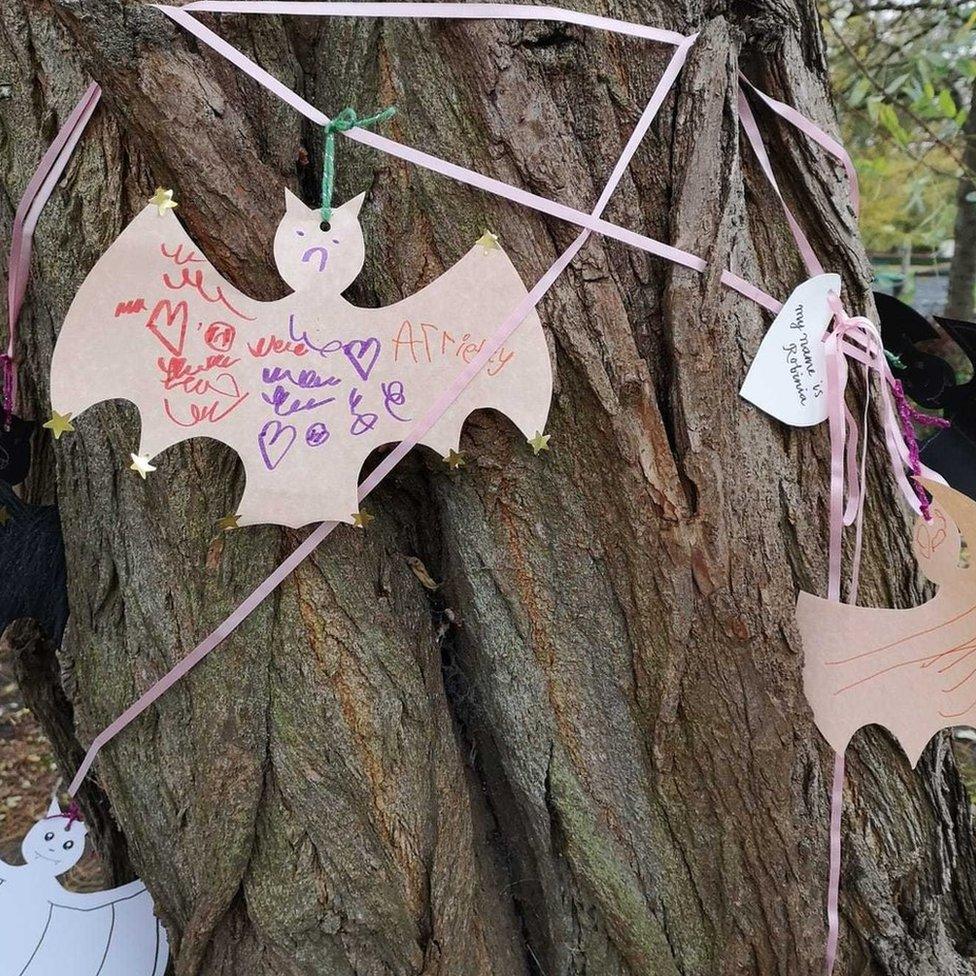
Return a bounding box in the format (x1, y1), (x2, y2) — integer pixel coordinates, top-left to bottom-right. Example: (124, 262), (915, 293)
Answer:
(740, 273), (840, 427)
(0, 799), (168, 976)
(50, 190), (553, 527)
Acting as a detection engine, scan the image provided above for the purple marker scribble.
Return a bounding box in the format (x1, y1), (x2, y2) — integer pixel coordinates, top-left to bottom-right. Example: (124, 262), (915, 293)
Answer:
(343, 338), (381, 382)
(262, 366), (342, 390)
(382, 381), (410, 422)
(349, 387), (379, 436)
(262, 385), (336, 417)
(258, 420), (297, 470)
(305, 422), (330, 447)
(301, 245), (329, 272)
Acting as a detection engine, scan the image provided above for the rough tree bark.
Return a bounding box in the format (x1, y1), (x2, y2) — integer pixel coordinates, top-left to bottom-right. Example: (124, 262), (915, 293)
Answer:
(2, 1), (976, 974)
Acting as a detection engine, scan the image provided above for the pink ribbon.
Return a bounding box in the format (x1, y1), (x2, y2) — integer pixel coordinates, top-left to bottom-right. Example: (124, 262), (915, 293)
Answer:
(155, 4), (784, 314)
(4, 83), (101, 423)
(737, 88), (824, 279)
(739, 77), (860, 218)
(818, 296), (949, 974)
(67, 17), (699, 797)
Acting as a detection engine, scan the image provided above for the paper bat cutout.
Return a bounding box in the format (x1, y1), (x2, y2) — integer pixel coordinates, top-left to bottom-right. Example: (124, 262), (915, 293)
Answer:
(0, 798), (168, 976)
(50, 190), (553, 527)
(797, 480), (976, 766)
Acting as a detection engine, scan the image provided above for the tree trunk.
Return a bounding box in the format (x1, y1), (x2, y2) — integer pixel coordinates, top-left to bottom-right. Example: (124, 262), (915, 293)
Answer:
(2, 2), (976, 975)
(947, 78), (976, 321)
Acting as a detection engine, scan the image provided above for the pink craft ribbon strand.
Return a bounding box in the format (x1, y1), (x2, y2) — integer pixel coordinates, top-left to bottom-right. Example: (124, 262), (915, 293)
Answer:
(67, 16), (699, 797)
(819, 296), (949, 974)
(740, 77), (860, 219)
(4, 83), (101, 422)
(155, 4), (784, 314)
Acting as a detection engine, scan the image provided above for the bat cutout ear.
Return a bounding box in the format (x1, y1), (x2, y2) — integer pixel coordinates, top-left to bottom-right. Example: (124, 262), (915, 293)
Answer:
(283, 187), (311, 216)
(917, 479), (976, 581)
(46, 796), (62, 818)
(339, 191), (366, 219)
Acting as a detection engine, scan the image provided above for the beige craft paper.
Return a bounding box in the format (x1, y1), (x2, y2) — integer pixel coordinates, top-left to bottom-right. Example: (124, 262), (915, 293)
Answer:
(797, 480), (976, 765)
(51, 190), (553, 527)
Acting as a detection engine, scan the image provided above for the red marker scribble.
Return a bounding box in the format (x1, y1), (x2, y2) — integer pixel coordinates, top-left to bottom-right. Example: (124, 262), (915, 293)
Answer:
(162, 267), (255, 321)
(204, 321), (236, 353)
(248, 334), (308, 358)
(161, 243), (206, 266)
(158, 356), (242, 396)
(146, 299), (189, 357)
(163, 391), (249, 427)
(114, 298), (147, 317)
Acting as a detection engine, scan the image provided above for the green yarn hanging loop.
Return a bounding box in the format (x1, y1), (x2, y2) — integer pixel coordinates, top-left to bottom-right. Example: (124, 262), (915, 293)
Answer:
(321, 106), (396, 224)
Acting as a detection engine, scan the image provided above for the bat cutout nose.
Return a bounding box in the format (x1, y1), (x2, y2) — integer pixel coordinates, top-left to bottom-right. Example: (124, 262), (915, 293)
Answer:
(301, 246), (329, 272)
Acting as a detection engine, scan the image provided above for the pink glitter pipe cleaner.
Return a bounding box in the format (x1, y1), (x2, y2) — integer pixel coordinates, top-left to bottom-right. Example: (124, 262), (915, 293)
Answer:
(890, 378), (951, 521)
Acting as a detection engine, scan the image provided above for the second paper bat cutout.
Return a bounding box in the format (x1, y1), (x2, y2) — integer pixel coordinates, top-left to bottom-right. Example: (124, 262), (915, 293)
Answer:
(50, 190), (553, 527)
(0, 799), (167, 976)
(798, 480), (976, 765)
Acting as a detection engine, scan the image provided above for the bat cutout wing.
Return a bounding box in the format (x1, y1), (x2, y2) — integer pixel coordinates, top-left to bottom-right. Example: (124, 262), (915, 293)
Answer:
(0, 880), (167, 976)
(52, 204), (262, 462)
(797, 480), (976, 765)
(244, 244), (553, 526)
(51, 193), (553, 528)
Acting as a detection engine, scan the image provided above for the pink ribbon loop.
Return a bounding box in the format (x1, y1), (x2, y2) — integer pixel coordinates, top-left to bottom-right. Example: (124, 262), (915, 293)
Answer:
(819, 292), (950, 975)
(5, 83), (101, 423)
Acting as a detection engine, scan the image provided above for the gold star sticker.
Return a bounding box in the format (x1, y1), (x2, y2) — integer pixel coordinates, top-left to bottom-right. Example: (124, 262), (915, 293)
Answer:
(217, 513), (241, 532)
(528, 430), (551, 456)
(443, 448), (466, 469)
(351, 510), (374, 529)
(0, 506), (10, 528)
(476, 229), (500, 254)
(129, 452), (157, 479)
(43, 410), (74, 440)
(149, 187), (178, 215)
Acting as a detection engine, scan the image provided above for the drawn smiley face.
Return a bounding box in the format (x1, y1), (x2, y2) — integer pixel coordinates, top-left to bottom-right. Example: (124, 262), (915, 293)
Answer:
(21, 819), (87, 875)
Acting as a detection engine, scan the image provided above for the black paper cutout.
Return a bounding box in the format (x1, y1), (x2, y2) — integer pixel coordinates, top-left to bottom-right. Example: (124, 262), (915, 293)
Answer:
(0, 482), (68, 644)
(875, 291), (976, 499)
(0, 415), (33, 487)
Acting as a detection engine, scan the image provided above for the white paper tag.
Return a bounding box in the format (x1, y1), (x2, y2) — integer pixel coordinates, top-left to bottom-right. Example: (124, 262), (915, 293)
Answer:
(740, 273), (840, 427)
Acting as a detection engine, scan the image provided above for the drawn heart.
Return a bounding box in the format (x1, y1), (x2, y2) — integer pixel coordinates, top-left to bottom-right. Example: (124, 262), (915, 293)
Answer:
(343, 338), (381, 381)
(146, 299), (189, 357)
(739, 273), (840, 428)
(209, 372), (242, 399)
(258, 420), (297, 471)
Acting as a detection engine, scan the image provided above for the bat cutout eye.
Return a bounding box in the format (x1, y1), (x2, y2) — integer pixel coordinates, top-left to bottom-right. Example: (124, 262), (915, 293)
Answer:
(44, 832), (54, 842)
(332, 238), (340, 245)
(295, 229), (306, 237)
(63, 840), (74, 851)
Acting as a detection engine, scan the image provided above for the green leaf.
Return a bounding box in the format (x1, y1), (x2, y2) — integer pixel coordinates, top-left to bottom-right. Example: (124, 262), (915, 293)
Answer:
(938, 89), (958, 118)
(848, 77), (872, 109)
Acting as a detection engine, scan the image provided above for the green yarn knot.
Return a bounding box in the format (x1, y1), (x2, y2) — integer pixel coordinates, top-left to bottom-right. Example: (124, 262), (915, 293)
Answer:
(321, 106), (396, 224)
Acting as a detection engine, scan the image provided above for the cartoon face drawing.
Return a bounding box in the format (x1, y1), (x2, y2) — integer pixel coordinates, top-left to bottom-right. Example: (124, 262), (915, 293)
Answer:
(20, 804), (88, 875)
(272, 188), (366, 293)
(0, 799), (169, 976)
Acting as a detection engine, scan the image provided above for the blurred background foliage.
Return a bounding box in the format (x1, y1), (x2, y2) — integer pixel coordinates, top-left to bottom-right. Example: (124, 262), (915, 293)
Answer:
(822, 1), (976, 316)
